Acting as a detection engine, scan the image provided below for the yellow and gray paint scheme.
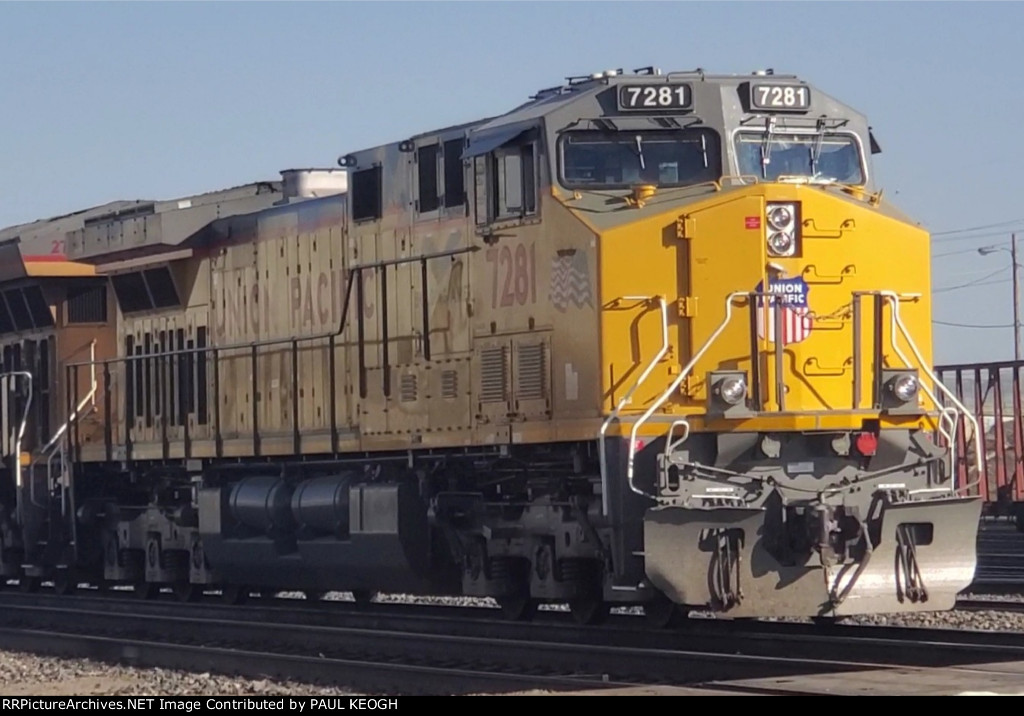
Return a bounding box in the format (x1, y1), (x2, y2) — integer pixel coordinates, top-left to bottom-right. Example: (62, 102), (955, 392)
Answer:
(1, 67), (980, 620)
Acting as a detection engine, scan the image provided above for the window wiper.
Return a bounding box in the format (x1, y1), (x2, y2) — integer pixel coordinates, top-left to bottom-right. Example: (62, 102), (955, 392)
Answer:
(809, 117), (827, 175)
(760, 116), (776, 179)
(634, 134), (646, 171)
(701, 134), (708, 168)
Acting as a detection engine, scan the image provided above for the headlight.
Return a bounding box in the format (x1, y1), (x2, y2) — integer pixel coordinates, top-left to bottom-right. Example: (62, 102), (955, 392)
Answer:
(765, 201), (800, 257)
(889, 374), (919, 403)
(768, 231), (795, 256)
(767, 206), (792, 229)
(880, 369), (921, 413)
(717, 376), (747, 405)
(707, 371), (753, 416)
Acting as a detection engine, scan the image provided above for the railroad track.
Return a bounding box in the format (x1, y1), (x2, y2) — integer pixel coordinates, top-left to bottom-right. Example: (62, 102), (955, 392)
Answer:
(0, 592), (620, 695)
(956, 597), (1024, 614)
(972, 519), (1024, 592)
(3, 591), (1024, 694)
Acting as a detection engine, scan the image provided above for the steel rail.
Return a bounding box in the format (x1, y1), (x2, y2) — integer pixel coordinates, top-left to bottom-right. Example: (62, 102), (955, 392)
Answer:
(4, 592), (1024, 694)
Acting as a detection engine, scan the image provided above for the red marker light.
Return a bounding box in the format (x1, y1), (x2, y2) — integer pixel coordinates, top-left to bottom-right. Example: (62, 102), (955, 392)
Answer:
(745, 216), (761, 229)
(855, 432), (878, 456)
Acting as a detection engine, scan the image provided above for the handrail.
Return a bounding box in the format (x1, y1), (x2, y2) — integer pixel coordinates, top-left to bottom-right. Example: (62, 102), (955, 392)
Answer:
(61, 246), (479, 463)
(874, 292), (959, 483)
(615, 288), (973, 503)
(32, 340), (97, 509)
(878, 291), (982, 494)
(40, 340), (97, 456)
(0, 370), (34, 524)
(64, 246), (478, 370)
(626, 291), (750, 496)
(598, 296), (669, 516)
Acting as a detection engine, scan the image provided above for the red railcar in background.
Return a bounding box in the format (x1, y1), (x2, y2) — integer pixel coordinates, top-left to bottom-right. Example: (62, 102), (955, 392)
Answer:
(937, 360), (1024, 525)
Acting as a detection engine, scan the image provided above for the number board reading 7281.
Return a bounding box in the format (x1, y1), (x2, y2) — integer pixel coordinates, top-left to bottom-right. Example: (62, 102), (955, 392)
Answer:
(749, 83), (812, 111)
(617, 83), (692, 111)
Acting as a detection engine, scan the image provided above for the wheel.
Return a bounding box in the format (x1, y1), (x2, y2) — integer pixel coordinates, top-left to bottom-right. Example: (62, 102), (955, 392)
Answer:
(172, 581), (200, 603)
(497, 595), (538, 621)
(304, 590), (326, 602)
(221, 585), (249, 605)
(135, 580), (157, 600)
(569, 598), (610, 626)
(53, 570), (76, 596)
(351, 589), (376, 604)
(644, 592), (685, 629)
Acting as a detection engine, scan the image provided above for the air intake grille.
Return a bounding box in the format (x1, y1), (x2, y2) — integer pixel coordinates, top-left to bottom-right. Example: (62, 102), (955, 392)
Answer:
(441, 370), (458, 399)
(516, 343), (546, 400)
(479, 347), (508, 403)
(400, 373), (418, 403)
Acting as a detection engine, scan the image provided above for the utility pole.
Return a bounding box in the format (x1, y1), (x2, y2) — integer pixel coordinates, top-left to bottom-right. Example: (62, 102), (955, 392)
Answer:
(1014, 233), (1021, 362)
(979, 237), (1022, 361)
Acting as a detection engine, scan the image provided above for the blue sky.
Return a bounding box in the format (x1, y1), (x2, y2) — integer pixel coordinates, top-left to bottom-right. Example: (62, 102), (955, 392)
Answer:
(1, 1), (1021, 364)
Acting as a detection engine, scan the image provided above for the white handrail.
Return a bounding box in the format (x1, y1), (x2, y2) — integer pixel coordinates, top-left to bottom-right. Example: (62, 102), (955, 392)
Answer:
(879, 292), (982, 494)
(598, 297), (669, 515)
(31, 340), (98, 510)
(611, 289), (972, 504)
(40, 340), (97, 456)
(1, 371), (34, 524)
(626, 292), (749, 496)
(879, 293), (959, 485)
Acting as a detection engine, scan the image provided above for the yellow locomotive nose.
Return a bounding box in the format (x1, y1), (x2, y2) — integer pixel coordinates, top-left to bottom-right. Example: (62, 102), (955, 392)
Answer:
(597, 178), (980, 618)
(601, 181), (937, 427)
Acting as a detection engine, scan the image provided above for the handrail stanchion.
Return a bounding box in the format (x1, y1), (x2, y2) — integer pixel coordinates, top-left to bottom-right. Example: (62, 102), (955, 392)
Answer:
(626, 292), (749, 498)
(3, 371), (34, 526)
(598, 297), (669, 516)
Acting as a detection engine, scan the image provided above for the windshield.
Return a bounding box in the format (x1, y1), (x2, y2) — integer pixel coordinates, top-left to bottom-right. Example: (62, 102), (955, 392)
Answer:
(735, 132), (864, 184)
(560, 129), (721, 189)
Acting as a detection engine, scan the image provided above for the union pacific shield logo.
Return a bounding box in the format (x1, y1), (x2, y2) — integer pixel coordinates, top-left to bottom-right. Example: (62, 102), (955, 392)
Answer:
(755, 277), (813, 344)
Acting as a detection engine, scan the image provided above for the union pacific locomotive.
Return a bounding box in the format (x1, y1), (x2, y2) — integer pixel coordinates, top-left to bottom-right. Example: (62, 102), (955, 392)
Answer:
(0, 66), (983, 624)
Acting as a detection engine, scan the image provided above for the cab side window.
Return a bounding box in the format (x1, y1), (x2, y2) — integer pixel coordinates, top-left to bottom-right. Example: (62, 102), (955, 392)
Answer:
(475, 138), (539, 225)
(443, 139), (466, 209)
(417, 145), (441, 213)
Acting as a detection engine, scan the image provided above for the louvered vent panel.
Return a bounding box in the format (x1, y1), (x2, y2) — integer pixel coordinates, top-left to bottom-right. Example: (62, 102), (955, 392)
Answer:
(441, 370), (458, 399)
(516, 343), (546, 401)
(479, 347), (508, 403)
(400, 373), (418, 403)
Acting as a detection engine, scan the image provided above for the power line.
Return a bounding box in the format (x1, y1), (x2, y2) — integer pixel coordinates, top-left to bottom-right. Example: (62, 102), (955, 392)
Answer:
(931, 218), (1024, 238)
(932, 229), (1024, 245)
(932, 267), (1008, 293)
(934, 277), (1011, 294)
(937, 319), (1015, 329)
(932, 247), (982, 259)
(935, 265), (1011, 279)
(932, 243), (1012, 259)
